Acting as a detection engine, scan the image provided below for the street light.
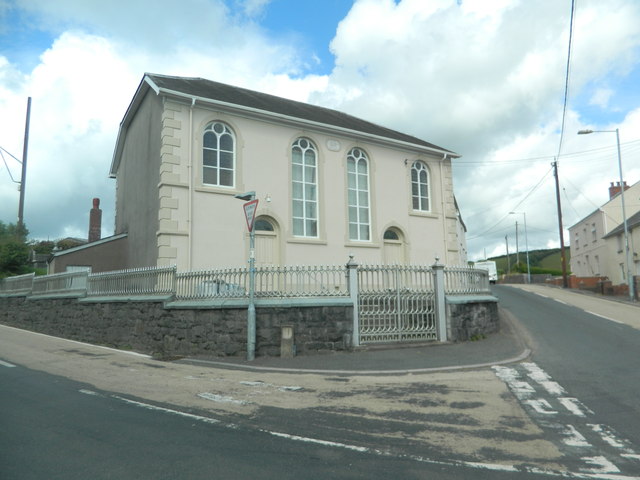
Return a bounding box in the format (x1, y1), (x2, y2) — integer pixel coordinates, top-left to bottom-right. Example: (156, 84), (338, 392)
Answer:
(578, 128), (634, 302)
(235, 190), (257, 360)
(510, 211), (530, 283)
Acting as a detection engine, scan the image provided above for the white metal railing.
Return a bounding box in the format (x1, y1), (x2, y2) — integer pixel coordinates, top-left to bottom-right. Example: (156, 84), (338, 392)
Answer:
(176, 264), (349, 300)
(1, 264), (487, 299)
(32, 270), (89, 296)
(358, 264), (434, 293)
(0, 272), (35, 295)
(444, 267), (490, 294)
(87, 266), (177, 297)
(176, 268), (248, 299)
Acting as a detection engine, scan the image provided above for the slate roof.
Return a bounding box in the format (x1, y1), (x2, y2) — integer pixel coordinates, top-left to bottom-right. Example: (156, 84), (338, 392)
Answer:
(145, 73), (455, 155)
(603, 210), (640, 238)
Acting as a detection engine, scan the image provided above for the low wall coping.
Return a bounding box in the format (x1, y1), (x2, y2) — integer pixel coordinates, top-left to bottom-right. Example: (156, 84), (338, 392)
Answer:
(79, 295), (174, 303)
(165, 296), (352, 310)
(446, 294), (498, 305)
(27, 291), (87, 300)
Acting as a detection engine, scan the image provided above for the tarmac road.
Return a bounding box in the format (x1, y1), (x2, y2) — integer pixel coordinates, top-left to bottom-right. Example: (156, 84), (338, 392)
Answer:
(1, 284), (640, 478)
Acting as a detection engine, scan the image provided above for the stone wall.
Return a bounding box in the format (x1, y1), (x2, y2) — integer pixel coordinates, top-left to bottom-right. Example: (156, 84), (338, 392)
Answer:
(446, 295), (499, 342)
(0, 296), (353, 359)
(0, 293), (499, 357)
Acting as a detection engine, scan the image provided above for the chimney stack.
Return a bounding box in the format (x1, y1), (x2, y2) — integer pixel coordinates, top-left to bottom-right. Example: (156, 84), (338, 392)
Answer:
(609, 181), (629, 200)
(89, 198), (102, 243)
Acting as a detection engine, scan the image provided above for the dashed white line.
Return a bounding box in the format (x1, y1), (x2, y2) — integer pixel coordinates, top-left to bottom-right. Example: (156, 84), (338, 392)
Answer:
(560, 397), (593, 417)
(0, 359), (16, 367)
(102, 389), (640, 480)
(589, 424), (626, 449)
(525, 398), (558, 415)
(113, 395), (222, 424)
(581, 456), (621, 474)
(585, 312), (625, 325)
(562, 425), (592, 447)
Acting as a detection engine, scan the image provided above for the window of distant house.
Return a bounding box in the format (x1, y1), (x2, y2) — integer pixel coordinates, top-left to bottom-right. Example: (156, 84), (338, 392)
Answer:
(347, 148), (371, 241)
(203, 122), (235, 187)
(411, 161), (430, 211)
(591, 223), (597, 242)
(292, 138), (318, 237)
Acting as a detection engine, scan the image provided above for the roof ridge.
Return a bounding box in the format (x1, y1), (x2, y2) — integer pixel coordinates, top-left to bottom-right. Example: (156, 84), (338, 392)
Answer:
(144, 73), (456, 155)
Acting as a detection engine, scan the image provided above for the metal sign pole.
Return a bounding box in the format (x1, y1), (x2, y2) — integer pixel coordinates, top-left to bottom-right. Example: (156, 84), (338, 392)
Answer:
(247, 225), (256, 360)
(236, 192), (258, 360)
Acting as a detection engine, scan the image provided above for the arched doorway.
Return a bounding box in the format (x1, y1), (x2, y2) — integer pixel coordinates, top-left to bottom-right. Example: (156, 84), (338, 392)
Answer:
(254, 216), (280, 265)
(383, 227), (406, 264)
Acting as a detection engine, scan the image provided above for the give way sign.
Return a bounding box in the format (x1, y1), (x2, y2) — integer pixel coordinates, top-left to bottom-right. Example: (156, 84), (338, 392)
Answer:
(243, 199), (259, 232)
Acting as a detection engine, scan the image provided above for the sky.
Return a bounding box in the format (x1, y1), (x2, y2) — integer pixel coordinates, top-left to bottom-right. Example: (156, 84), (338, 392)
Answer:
(1, 0), (639, 262)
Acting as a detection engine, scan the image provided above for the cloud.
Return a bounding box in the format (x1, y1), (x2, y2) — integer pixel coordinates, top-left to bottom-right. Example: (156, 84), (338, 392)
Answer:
(1, 0), (640, 265)
(0, 1), (325, 240)
(589, 88), (613, 109)
(317, 0), (640, 260)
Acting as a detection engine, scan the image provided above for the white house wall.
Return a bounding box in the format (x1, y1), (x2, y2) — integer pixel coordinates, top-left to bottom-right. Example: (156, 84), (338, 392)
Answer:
(569, 181), (640, 283)
(150, 97), (461, 270)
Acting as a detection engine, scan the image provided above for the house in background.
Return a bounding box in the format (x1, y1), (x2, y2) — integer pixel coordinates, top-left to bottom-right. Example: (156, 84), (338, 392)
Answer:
(569, 181), (640, 285)
(602, 209), (640, 284)
(56, 73), (467, 272)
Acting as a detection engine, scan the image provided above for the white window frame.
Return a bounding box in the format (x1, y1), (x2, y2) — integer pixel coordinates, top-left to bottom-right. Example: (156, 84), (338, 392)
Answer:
(203, 121), (235, 188)
(411, 161), (430, 212)
(347, 148), (371, 241)
(291, 138), (318, 237)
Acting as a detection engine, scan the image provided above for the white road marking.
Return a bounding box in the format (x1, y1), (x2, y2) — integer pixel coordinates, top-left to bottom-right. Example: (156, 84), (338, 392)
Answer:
(0, 359), (16, 367)
(113, 395), (221, 424)
(621, 453), (640, 461)
(555, 299), (569, 305)
(562, 425), (592, 447)
(525, 399), (558, 415)
(581, 456), (621, 474)
(102, 391), (640, 480)
(522, 363), (567, 396)
(560, 397), (593, 417)
(265, 431), (370, 452)
(586, 312), (625, 325)
(589, 425), (626, 449)
(79, 389), (100, 396)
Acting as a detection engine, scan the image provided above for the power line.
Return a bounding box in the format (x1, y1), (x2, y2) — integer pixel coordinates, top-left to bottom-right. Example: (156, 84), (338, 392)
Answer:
(555, 0), (576, 161)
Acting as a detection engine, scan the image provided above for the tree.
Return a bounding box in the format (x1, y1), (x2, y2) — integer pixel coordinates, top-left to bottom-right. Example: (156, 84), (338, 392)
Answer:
(0, 221), (30, 277)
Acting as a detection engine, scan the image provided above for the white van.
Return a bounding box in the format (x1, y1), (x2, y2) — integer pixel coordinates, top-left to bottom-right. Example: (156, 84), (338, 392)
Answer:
(474, 261), (498, 284)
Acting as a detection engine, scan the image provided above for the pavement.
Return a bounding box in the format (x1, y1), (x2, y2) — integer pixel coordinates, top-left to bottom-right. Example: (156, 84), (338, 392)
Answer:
(179, 302), (532, 376)
(180, 283), (639, 375)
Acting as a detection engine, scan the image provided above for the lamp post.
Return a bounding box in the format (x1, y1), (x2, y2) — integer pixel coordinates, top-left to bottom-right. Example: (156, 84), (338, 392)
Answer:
(510, 211), (530, 283)
(578, 128), (634, 302)
(235, 190), (258, 360)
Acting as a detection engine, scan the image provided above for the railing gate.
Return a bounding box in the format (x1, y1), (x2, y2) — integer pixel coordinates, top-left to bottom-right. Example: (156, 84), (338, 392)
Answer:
(357, 265), (436, 344)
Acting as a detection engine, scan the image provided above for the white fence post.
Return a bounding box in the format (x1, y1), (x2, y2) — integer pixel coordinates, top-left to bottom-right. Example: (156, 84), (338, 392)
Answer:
(432, 258), (448, 342)
(346, 255), (360, 347)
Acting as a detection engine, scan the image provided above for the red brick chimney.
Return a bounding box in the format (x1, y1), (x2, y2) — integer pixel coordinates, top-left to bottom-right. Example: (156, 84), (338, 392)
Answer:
(88, 198), (102, 243)
(609, 181), (629, 200)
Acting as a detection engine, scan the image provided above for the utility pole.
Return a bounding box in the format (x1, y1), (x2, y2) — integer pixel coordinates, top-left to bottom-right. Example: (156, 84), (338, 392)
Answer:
(505, 235), (510, 273)
(17, 97), (31, 234)
(515, 221), (520, 268)
(553, 160), (569, 288)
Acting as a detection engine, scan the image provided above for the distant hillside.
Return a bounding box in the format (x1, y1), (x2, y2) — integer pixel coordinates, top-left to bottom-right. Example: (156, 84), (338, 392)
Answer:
(483, 247), (571, 276)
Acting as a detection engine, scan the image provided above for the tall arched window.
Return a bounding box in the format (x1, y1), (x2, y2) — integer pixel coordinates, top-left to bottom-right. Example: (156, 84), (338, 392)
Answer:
(347, 148), (370, 241)
(411, 161), (430, 211)
(291, 138), (318, 237)
(203, 122), (235, 187)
